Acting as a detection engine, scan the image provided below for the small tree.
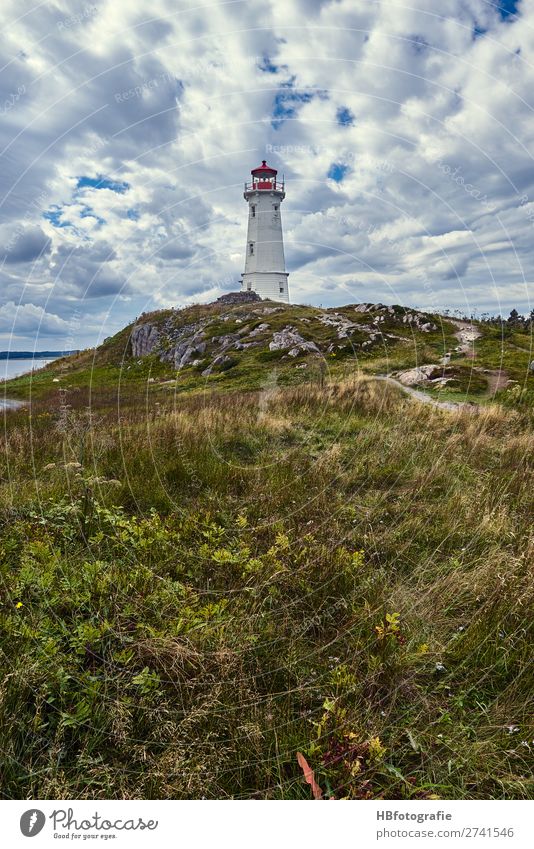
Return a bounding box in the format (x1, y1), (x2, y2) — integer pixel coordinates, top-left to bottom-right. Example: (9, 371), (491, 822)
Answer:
(507, 308), (525, 330)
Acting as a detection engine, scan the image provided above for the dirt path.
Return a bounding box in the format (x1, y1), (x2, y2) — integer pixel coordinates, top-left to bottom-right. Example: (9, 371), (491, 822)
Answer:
(450, 320), (509, 396)
(375, 375), (476, 412)
(450, 319), (481, 358)
(379, 321), (511, 407)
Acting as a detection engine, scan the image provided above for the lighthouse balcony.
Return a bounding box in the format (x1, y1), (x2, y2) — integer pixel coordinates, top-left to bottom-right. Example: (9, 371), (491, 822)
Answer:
(244, 179), (285, 192)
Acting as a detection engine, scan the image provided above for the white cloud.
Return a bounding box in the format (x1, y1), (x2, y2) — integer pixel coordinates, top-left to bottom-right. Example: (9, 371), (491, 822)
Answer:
(0, 301), (70, 337)
(0, 0), (532, 350)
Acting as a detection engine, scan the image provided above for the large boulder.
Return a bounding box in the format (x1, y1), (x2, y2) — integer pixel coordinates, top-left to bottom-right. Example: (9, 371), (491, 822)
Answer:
(395, 364), (441, 386)
(269, 326), (321, 356)
(131, 323), (160, 357)
(216, 291), (261, 305)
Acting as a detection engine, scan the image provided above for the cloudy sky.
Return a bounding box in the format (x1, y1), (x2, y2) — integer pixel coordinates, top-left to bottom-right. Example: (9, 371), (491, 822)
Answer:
(0, 0), (533, 349)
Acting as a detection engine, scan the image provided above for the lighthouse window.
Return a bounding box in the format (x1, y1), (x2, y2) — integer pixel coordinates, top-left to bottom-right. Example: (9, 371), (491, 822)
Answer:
(251, 205), (256, 217)
(279, 284), (284, 293)
(273, 204), (279, 211)
(249, 243), (254, 255)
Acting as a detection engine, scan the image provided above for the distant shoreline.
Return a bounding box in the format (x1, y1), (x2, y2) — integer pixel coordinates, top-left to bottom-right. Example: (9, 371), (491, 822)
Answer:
(0, 351), (78, 360)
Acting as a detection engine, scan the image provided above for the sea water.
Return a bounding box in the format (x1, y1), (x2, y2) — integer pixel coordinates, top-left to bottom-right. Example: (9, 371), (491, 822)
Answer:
(0, 358), (56, 409)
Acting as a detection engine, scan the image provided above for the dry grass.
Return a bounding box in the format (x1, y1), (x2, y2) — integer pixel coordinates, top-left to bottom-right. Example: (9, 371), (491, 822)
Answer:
(0, 375), (532, 799)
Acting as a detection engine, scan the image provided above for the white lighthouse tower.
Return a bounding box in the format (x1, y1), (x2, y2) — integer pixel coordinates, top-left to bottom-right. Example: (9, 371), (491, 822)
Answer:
(241, 160), (289, 303)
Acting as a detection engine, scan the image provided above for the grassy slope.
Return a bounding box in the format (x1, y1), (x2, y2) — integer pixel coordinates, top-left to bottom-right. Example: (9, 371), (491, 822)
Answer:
(5, 301), (532, 408)
(1, 340), (533, 799)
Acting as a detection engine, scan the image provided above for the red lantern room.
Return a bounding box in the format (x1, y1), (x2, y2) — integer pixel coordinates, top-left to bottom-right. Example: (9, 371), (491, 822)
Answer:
(245, 160), (284, 194)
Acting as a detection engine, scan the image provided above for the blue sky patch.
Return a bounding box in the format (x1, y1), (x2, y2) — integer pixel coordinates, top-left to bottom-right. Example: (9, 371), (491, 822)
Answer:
(258, 55), (279, 73)
(126, 209), (140, 220)
(336, 106), (354, 127)
(327, 163), (349, 182)
(43, 207), (71, 228)
(497, 1), (519, 21)
(76, 176), (130, 193)
(272, 81), (315, 128)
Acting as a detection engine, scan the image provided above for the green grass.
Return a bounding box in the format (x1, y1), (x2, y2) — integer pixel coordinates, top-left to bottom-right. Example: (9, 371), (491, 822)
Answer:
(474, 326), (533, 384)
(0, 302), (465, 400)
(1, 370), (533, 799)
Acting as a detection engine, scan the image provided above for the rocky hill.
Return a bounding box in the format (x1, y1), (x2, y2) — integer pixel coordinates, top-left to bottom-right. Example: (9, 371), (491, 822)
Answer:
(5, 292), (533, 404)
(129, 292), (442, 376)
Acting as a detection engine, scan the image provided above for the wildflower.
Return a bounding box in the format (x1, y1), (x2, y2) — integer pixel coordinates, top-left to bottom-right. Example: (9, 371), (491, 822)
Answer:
(435, 662), (446, 673)
(15, 602), (23, 609)
(368, 736), (387, 762)
(275, 532), (289, 549)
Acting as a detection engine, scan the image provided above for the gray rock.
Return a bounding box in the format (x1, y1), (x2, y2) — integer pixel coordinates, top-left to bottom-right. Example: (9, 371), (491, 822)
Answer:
(395, 364), (441, 386)
(216, 291), (261, 305)
(131, 323), (160, 357)
(269, 326), (320, 356)
(248, 323), (270, 337)
(202, 353), (233, 377)
(221, 334), (238, 347)
(178, 346), (198, 368)
(318, 312), (357, 339)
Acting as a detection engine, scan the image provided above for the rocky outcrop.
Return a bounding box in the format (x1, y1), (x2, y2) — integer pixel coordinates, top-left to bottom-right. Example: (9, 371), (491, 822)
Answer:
(131, 323), (160, 358)
(400, 312), (437, 331)
(353, 304), (438, 332)
(129, 300), (458, 380)
(269, 326), (321, 357)
(217, 291), (261, 305)
(395, 365), (443, 387)
(248, 323), (270, 337)
(161, 328), (207, 370)
(318, 312), (359, 339)
(201, 354), (233, 377)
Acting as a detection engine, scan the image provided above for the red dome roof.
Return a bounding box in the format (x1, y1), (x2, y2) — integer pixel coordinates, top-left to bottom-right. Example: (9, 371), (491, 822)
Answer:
(251, 159), (277, 176)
